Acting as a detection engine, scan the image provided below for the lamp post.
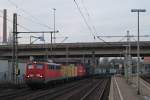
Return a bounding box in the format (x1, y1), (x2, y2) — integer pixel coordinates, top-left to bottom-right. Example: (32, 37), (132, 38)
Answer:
(131, 9), (146, 95)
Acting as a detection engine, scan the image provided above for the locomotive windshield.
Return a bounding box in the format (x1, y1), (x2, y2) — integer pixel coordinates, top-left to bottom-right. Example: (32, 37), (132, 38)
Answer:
(35, 64), (44, 69)
(27, 64), (34, 69)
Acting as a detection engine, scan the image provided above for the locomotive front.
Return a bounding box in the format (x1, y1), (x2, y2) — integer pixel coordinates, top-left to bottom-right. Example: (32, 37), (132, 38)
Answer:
(25, 62), (46, 87)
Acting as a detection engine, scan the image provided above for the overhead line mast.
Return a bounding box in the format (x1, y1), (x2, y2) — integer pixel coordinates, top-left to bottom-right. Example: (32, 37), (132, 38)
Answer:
(12, 12), (59, 83)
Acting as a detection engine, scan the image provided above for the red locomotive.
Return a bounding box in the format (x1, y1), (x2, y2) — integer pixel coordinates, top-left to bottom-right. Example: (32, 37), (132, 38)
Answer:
(25, 61), (63, 87)
(25, 61), (87, 88)
(77, 64), (86, 77)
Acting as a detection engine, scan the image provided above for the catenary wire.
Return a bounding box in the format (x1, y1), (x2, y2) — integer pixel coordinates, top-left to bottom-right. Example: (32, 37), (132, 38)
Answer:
(74, 0), (111, 45)
(7, 0), (53, 30)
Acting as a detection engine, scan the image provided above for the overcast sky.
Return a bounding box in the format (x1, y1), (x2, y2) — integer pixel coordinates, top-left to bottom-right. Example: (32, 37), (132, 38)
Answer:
(0, 0), (149, 43)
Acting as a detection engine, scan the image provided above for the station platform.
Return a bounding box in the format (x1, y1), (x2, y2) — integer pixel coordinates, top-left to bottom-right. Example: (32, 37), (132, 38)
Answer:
(109, 76), (143, 100)
(130, 76), (150, 99)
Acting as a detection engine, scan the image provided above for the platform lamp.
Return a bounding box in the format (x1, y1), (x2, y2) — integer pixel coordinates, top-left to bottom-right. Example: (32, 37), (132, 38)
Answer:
(131, 9), (146, 95)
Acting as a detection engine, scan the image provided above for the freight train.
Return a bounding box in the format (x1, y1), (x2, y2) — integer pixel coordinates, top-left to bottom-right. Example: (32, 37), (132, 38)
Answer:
(25, 61), (86, 88)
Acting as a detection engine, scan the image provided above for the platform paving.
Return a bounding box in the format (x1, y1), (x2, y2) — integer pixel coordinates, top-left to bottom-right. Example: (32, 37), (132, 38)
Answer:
(109, 76), (144, 100)
(130, 76), (150, 99)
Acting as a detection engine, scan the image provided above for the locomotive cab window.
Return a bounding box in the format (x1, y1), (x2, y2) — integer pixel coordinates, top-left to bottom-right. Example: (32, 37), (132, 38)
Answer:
(48, 65), (54, 70)
(56, 65), (61, 70)
(27, 64), (34, 69)
(51, 65), (54, 70)
(48, 64), (60, 70)
(48, 65), (51, 70)
(54, 65), (56, 70)
(36, 64), (44, 69)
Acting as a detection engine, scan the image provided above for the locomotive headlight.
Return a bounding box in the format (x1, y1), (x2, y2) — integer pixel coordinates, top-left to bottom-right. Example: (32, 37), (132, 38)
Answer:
(34, 61), (36, 63)
(36, 74), (43, 78)
(39, 75), (43, 78)
(27, 75), (30, 78)
(29, 74), (34, 77)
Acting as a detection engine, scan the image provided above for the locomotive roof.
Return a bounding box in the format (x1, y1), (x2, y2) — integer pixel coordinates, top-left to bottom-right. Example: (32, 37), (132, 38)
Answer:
(27, 61), (61, 66)
(47, 62), (61, 66)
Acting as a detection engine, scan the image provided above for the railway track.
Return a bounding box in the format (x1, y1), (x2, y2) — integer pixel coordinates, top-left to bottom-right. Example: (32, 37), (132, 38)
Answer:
(80, 79), (108, 100)
(21, 79), (91, 100)
(81, 78), (110, 100)
(0, 88), (33, 100)
(141, 76), (150, 83)
(0, 77), (111, 100)
(12, 79), (90, 100)
(49, 79), (99, 100)
(145, 78), (150, 83)
(52, 78), (110, 100)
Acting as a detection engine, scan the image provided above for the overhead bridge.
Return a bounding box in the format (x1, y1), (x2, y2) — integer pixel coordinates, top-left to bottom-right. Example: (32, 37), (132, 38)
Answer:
(0, 41), (150, 59)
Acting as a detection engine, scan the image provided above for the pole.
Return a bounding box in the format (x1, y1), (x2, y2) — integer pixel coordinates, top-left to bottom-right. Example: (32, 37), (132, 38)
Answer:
(127, 31), (132, 81)
(92, 51), (95, 68)
(127, 31), (129, 83)
(137, 11), (140, 95)
(119, 52), (122, 75)
(3, 9), (7, 43)
(128, 31), (132, 82)
(66, 46), (69, 65)
(30, 36), (31, 44)
(82, 54), (85, 65)
(15, 13), (18, 84)
(125, 46), (128, 82)
(43, 33), (48, 60)
(92, 51), (95, 82)
(12, 14), (15, 82)
(53, 8), (56, 43)
(124, 51), (126, 77)
(131, 9), (146, 95)
(50, 32), (53, 59)
(12, 13), (17, 83)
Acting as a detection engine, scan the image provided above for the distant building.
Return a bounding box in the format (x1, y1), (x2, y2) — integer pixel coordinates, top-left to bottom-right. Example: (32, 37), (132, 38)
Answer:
(143, 57), (150, 73)
(144, 57), (150, 64)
